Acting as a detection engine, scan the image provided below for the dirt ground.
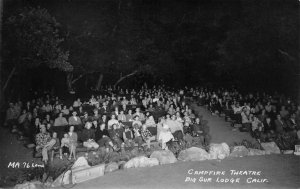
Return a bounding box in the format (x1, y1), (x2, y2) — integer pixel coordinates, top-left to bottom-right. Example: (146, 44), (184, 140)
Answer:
(0, 104), (299, 188)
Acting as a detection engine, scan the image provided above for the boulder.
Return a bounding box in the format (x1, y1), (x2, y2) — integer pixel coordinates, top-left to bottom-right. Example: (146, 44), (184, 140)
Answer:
(51, 170), (72, 187)
(261, 142), (281, 154)
(14, 181), (43, 189)
(72, 157), (90, 171)
(124, 156), (159, 169)
(177, 147), (209, 161)
(150, 150), (177, 165)
(208, 143), (230, 160)
(229, 146), (249, 157)
(105, 162), (119, 173)
(248, 148), (269, 156)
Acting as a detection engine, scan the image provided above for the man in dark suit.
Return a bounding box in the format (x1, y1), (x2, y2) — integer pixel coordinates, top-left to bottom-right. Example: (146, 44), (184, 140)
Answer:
(193, 117), (211, 146)
(274, 114), (287, 134)
(99, 102), (110, 115)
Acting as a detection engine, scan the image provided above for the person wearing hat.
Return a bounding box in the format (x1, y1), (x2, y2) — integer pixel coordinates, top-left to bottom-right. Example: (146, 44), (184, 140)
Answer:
(158, 124), (174, 150)
(68, 111), (82, 129)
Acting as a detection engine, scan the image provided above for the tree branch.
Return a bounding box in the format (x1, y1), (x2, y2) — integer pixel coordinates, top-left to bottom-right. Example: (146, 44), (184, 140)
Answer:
(114, 70), (138, 87)
(71, 74), (84, 84)
(278, 49), (296, 62)
(2, 66), (17, 92)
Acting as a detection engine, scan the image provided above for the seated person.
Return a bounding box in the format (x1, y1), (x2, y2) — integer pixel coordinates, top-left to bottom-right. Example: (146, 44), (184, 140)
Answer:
(187, 109), (196, 120)
(61, 105), (70, 116)
(81, 112), (91, 127)
(193, 117), (211, 146)
(126, 109), (134, 122)
(275, 114), (287, 134)
(133, 108), (145, 121)
(42, 114), (54, 127)
(118, 110), (127, 122)
(35, 125), (51, 155)
(42, 132), (59, 163)
(286, 113), (298, 138)
(81, 122), (99, 150)
(183, 111), (192, 126)
(145, 115), (156, 128)
(108, 114), (119, 130)
(108, 124), (123, 150)
(167, 106), (176, 115)
(54, 112), (68, 127)
(147, 104), (155, 112)
(157, 117), (165, 140)
(132, 123), (143, 150)
(60, 133), (70, 159)
(123, 125), (134, 147)
(158, 124), (175, 150)
(96, 123), (115, 152)
(68, 125), (78, 160)
(141, 124), (155, 149)
(132, 115), (142, 128)
(92, 109), (101, 122)
(279, 106), (289, 120)
(241, 107), (252, 131)
(175, 112), (184, 124)
(73, 98), (82, 109)
(68, 111), (82, 128)
(251, 116), (264, 140)
(166, 114), (184, 141)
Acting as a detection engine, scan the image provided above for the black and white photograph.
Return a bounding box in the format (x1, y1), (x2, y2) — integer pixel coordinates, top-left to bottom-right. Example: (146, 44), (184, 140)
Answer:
(0, 0), (299, 188)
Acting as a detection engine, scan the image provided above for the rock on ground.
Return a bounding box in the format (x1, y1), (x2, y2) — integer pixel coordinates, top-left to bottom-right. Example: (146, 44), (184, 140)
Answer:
(209, 143), (230, 160)
(261, 142), (281, 154)
(124, 156), (159, 169)
(229, 146), (249, 157)
(14, 181), (43, 189)
(177, 147), (209, 161)
(105, 162), (119, 173)
(248, 148), (270, 156)
(72, 156), (91, 171)
(150, 150), (177, 165)
(51, 170), (72, 187)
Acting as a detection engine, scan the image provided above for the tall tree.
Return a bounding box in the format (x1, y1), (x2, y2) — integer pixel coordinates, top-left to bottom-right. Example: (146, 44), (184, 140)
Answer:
(2, 7), (72, 95)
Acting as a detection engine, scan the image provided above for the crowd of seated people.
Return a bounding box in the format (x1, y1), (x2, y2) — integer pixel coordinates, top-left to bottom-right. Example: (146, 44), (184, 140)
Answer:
(196, 87), (300, 147)
(4, 85), (211, 164)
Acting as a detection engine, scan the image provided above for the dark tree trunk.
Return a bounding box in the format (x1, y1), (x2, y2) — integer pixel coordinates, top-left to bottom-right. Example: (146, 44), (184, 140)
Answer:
(95, 73), (103, 91)
(66, 73), (73, 92)
(0, 0), (3, 111)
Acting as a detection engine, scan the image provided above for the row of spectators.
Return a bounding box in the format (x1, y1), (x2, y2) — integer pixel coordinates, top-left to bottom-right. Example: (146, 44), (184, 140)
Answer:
(4, 86), (210, 164)
(197, 88), (300, 148)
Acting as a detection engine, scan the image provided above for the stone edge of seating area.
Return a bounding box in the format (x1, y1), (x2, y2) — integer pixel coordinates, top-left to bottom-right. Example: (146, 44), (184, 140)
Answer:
(14, 141), (293, 189)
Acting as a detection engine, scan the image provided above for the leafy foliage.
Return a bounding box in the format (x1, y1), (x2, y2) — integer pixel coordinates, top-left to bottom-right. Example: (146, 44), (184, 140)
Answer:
(4, 7), (72, 72)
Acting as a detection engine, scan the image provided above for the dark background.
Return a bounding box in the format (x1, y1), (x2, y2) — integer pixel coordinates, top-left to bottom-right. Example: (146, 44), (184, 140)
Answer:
(2, 0), (299, 101)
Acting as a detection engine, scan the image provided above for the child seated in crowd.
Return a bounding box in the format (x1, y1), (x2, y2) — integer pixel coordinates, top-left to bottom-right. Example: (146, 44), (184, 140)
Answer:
(60, 133), (70, 159)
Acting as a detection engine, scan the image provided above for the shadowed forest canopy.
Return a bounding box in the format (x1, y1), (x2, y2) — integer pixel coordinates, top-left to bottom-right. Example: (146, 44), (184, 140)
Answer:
(2, 0), (299, 100)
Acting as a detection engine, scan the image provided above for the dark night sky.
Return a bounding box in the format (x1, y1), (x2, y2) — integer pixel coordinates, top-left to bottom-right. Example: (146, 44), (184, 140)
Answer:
(2, 0), (299, 98)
